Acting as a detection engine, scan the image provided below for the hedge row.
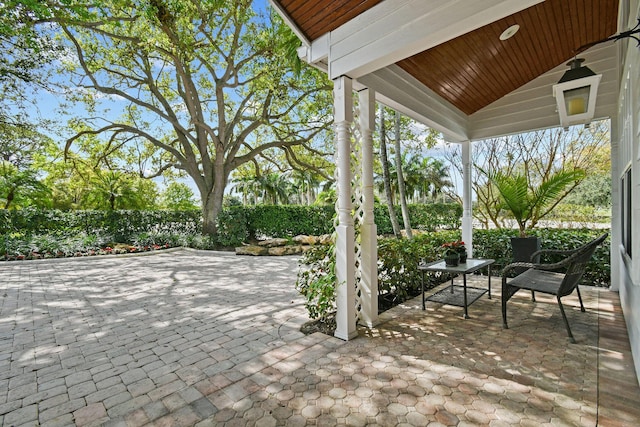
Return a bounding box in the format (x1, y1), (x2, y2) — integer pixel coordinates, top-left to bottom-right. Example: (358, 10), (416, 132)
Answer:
(0, 209), (202, 238)
(1, 203), (463, 244)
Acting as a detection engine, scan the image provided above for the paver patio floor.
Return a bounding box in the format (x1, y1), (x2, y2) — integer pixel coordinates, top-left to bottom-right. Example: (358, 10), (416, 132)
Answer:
(1, 249), (639, 426)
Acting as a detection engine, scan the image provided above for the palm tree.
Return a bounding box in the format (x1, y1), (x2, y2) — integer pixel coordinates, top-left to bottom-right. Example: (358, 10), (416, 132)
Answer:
(487, 168), (586, 237)
(379, 106), (402, 238)
(0, 161), (49, 209)
(424, 158), (453, 202)
(256, 173), (291, 205)
(394, 111), (412, 238)
(399, 154), (426, 203)
(231, 175), (259, 205)
(291, 170), (321, 205)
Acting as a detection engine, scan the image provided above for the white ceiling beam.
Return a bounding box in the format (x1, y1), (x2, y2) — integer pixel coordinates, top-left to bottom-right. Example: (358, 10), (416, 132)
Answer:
(327, 0), (543, 80)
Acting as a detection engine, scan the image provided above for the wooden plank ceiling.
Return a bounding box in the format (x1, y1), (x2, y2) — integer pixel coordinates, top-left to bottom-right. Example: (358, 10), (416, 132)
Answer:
(274, 0), (619, 115)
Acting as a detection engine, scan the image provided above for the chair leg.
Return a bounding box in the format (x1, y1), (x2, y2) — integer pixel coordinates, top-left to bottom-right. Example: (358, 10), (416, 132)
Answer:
(576, 286), (586, 312)
(531, 290), (536, 302)
(502, 297), (509, 329)
(557, 296), (576, 343)
(502, 280), (509, 329)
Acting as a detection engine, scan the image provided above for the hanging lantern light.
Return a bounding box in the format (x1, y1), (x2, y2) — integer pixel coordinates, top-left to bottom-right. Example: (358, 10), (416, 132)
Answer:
(552, 58), (602, 128)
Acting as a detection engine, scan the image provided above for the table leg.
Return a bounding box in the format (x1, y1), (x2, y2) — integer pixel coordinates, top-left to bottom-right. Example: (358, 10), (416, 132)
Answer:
(450, 277), (454, 293)
(421, 271), (425, 310)
(463, 274), (469, 319)
(488, 264), (492, 299)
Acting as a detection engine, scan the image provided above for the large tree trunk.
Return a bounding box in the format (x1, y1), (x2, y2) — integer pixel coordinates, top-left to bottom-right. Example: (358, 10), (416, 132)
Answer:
(202, 186), (225, 236)
(394, 111), (412, 239)
(380, 106), (402, 238)
(201, 166), (227, 236)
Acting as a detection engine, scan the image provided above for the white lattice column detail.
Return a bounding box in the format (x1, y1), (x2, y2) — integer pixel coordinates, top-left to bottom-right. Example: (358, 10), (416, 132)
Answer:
(357, 88), (378, 328)
(461, 140), (473, 257)
(333, 76), (357, 340)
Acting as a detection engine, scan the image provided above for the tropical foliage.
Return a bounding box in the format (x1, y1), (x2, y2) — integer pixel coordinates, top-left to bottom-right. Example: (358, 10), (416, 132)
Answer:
(485, 168), (586, 237)
(444, 122), (609, 229)
(9, 0), (333, 237)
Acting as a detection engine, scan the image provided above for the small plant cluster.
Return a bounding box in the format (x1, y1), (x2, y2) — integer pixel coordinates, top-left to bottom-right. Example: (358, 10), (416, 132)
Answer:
(296, 231), (462, 324)
(441, 240), (466, 256)
(0, 232), (176, 261)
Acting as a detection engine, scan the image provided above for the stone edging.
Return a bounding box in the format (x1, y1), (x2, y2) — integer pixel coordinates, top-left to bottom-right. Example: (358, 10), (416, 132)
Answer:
(235, 234), (332, 256)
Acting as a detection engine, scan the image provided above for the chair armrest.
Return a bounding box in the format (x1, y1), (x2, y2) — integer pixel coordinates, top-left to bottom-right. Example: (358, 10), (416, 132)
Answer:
(531, 233), (609, 262)
(531, 247), (577, 260)
(501, 254), (577, 278)
(501, 261), (554, 278)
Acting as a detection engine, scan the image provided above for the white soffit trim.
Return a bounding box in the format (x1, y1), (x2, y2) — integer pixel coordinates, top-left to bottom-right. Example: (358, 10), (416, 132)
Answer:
(327, 0), (543, 80)
(358, 65), (469, 142)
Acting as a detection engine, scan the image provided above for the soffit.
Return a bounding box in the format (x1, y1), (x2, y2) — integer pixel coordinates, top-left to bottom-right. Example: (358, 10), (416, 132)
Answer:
(273, 0), (619, 116)
(276, 0), (385, 41)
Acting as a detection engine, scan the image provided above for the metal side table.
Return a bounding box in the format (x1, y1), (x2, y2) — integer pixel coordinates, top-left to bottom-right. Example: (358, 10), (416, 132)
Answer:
(418, 258), (495, 318)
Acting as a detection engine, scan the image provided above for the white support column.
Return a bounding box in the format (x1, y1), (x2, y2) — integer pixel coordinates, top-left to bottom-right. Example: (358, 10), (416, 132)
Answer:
(609, 117), (620, 292)
(461, 140), (473, 257)
(334, 76), (358, 340)
(358, 88), (379, 328)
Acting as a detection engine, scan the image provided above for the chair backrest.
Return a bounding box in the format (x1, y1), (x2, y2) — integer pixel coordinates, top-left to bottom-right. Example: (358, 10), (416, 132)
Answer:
(558, 233), (608, 297)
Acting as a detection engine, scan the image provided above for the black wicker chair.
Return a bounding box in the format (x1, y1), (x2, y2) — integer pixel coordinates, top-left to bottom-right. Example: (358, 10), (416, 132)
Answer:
(501, 233), (608, 343)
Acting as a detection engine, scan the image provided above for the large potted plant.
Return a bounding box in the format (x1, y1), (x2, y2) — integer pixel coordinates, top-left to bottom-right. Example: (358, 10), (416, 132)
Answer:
(488, 168), (586, 265)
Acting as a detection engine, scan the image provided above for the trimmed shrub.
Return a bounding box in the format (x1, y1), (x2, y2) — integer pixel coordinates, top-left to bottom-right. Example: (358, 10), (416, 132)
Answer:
(1, 203), (463, 243)
(215, 207), (249, 247)
(374, 203), (462, 234)
(245, 205), (335, 239)
(377, 231), (461, 306)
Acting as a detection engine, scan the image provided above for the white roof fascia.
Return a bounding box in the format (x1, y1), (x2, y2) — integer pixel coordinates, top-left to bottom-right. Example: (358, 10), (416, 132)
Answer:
(298, 33), (329, 64)
(327, 0), (543, 80)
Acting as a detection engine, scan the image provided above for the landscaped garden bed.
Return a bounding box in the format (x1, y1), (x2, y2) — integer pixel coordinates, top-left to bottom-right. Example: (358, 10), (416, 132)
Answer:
(2, 242), (173, 261)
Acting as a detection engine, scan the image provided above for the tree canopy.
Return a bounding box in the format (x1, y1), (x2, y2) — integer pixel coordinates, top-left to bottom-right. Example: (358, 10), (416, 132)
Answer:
(16, 0), (332, 233)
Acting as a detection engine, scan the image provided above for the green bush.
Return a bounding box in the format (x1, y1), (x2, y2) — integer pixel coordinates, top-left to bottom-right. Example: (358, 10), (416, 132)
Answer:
(0, 208), (201, 238)
(373, 203), (462, 234)
(295, 245), (337, 320)
(377, 231), (460, 305)
(296, 230), (462, 322)
(1, 204), (463, 243)
(245, 205), (335, 238)
(215, 207), (249, 247)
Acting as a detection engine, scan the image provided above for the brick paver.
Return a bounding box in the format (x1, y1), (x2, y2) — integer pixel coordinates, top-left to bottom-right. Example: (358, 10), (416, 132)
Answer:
(1, 249), (639, 426)
(1, 250), (307, 426)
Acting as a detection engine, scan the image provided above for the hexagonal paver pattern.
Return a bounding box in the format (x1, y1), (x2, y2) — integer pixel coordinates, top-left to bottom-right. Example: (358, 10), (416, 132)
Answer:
(1, 251), (639, 426)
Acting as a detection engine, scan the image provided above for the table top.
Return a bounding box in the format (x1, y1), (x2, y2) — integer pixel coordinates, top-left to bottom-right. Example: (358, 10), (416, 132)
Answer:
(418, 258), (495, 274)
